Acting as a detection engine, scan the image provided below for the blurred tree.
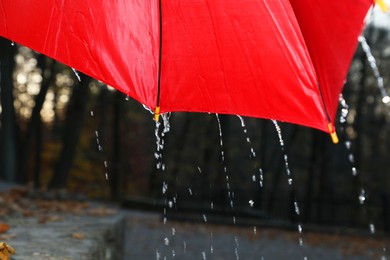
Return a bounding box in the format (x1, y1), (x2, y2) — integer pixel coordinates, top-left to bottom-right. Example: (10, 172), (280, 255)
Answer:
(17, 55), (56, 184)
(49, 73), (92, 189)
(0, 37), (17, 182)
(111, 90), (125, 200)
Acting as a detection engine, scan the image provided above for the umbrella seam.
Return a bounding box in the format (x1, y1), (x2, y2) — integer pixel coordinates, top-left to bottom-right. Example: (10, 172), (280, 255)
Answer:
(156, 0), (163, 109)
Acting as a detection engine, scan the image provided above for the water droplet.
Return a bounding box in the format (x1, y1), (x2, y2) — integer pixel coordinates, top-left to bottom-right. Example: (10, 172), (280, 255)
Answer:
(188, 188), (193, 195)
(348, 154), (355, 163)
(90, 111), (94, 117)
(253, 226), (257, 234)
(11, 41), (15, 46)
(259, 169), (264, 187)
(383, 96), (390, 104)
(172, 228), (176, 236)
(359, 189), (366, 205)
(210, 245), (214, 254)
(168, 200), (173, 208)
(210, 202), (214, 209)
(183, 241), (187, 253)
(202, 251), (206, 260)
(294, 201), (300, 215)
(237, 115), (245, 127)
(298, 224), (303, 233)
(352, 167), (357, 176)
(381, 248), (387, 260)
(164, 237), (170, 246)
(71, 68), (81, 81)
(105, 172), (108, 180)
(249, 200), (254, 207)
(345, 141), (351, 150)
(341, 108), (349, 117)
(156, 249), (161, 260)
(162, 182), (168, 194)
(234, 236), (240, 260)
(125, 95), (130, 101)
(288, 178), (293, 185)
(370, 223), (376, 234)
(339, 95), (350, 125)
(203, 214), (207, 222)
(252, 175), (256, 182)
(172, 250), (176, 258)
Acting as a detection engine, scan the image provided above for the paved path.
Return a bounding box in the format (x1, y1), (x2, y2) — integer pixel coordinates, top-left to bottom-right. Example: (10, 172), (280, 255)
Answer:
(0, 179), (388, 260)
(124, 211), (388, 260)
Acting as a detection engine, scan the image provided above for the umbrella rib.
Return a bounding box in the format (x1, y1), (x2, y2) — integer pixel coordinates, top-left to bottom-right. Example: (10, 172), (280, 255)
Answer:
(155, 0), (163, 121)
(316, 82), (338, 143)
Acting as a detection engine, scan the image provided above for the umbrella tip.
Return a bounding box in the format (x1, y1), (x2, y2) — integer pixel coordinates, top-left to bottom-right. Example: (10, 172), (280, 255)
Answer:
(375, 0), (389, 12)
(327, 123), (339, 144)
(154, 106), (161, 122)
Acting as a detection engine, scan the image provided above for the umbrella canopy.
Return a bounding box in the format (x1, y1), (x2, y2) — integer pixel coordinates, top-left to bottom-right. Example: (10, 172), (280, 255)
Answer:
(0, 0), (375, 140)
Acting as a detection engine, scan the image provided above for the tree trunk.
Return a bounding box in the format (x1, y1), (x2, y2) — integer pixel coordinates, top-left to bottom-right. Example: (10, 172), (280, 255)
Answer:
(0, 37), (17, 182)
(111, 90), (124, 200)
(18, 57), (56, 183)
(49, 73), (91, 189)
(304, 129), (324, 223)
(33, 116), (43, 188)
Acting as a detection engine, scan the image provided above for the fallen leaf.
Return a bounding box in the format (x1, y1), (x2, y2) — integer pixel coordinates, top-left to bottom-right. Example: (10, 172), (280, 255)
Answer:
(71, 233), (85, 240)
(38, 215), (63, 224)
(22, 210), (33, 217)
(87, 207), (116, 216)
(0, 224), (9, 234)
(0, 242), (16, 260)
(0, 234), (16, 241)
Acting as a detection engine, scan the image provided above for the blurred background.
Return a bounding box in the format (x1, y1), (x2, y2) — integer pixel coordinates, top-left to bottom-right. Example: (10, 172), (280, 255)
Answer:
(0, 8), (390, 234)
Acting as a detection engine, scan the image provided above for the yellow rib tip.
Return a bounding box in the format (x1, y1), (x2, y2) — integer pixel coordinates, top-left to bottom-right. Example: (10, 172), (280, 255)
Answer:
(154, 106), (160, 122)
(327, 123), (339, 144)
(375, 0), (389, 12)
(330, 132), (339, 144)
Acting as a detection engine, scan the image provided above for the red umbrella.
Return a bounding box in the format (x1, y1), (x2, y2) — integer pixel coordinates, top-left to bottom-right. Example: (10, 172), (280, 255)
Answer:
(0, 0), (380, 143)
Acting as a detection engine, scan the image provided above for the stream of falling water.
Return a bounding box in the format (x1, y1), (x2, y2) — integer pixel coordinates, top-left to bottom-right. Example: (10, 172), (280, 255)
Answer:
(71, 68), (81, 82)
(237, 116), (264, 188)
(359, 36), (390, 110)
(358, 36), (390, 243)
(152, 112), (176, 259)
(271, 120), (306, 252)
(90, 110), (109, 180)
(236, 115), (264, 235)
(216, 114), (240, 260)
(155, 113), (171, 171)
(338, 95), (386, 257)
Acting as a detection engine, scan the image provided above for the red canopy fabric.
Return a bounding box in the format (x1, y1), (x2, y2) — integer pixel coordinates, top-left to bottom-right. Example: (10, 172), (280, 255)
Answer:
(0, 0), (373, 132)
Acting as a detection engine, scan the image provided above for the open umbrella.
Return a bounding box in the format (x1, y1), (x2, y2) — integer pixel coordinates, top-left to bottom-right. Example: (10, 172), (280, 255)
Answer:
(0, 0), (383, 142)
